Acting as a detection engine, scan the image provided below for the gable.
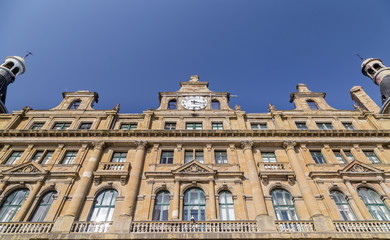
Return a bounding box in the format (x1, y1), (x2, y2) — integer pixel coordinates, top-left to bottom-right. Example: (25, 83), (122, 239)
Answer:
(173, 160), (215, 175)
(340, 160), (382, 174)
(4, 161), (47, 175)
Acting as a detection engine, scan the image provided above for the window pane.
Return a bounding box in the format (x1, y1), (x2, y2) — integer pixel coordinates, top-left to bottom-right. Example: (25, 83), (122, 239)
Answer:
(212, 123), (223, 130)
(251, 123), (267, 130)
(120, 124), (137, 130)
(295, 122), (308, 130)
(271, 189), (298, 221)
(183, 188), (205, 221)
(316, 122), (334, 130)
(0, 189), (29, 222)
(32, 151), (44, 162)
(334, 151), (346, 164)
(342, 122), (355, 130)
(111, 152), (127, 163)
(5, 151), (22, 164)
(161, 151), (174, 164)
(79, 123), (92, 130)
(184, 151), (193, 163)
(186, 123), (202, 130)
(29, 191), (56, 222)
(195, 151), (203, 163)
(31, 123), (44, 130)
(311, 151), (326, 164)
(344, 151), (355, 162)
(52, 123), (71, 130)
(165, 123), (176, 130)
(88, 190), (118, 222)
(364, 151), (381, 164)
(41, 151), (54, 164)
(215, 151), (228, 164)
(262, 152), (277, 163)
(61, 151), (77, 164)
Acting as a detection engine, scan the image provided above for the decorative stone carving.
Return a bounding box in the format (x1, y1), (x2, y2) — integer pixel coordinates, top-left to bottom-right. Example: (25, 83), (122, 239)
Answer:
(15, 165), (40, 173)
(92, 141), (105, 151)
(348, 164), (374, 173)
(283, 141), (296, 151)
(234, 104), (242, 111)
(135, 140), (148, 150)
(180, 164), (208, 173)
(241, 141), (253, 151)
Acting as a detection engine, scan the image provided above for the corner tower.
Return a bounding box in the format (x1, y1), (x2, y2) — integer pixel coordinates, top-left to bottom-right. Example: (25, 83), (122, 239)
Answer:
(0, 56), (26, 113)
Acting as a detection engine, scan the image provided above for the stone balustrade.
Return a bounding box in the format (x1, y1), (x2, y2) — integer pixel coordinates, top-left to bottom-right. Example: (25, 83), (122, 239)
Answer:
(334, 221), (390, 232)
(275, 221), (315, 232)
(71, 221), (113, 233)
(0, 222), (53, 234)
(99, 162), (129, 171)
(261, 162), (287, 170)
(130, 221), (258, 233)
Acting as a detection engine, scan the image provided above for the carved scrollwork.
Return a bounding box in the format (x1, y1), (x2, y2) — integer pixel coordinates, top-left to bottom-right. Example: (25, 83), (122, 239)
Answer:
(283, 141), (296, 151)
(92, 141), (106, 151)
(135, 140), (148, 150)
(180, 165), (208, 173)
(241, 141), (253, 151)
(15, 165), (40, 173)
(348, 164), (373, 173)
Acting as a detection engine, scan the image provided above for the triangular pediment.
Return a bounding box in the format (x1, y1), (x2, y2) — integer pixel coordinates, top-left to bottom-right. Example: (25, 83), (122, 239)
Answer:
(4, 161), (47, 175)
(173, 160), (215, 174)
(340, 160), (382, 174)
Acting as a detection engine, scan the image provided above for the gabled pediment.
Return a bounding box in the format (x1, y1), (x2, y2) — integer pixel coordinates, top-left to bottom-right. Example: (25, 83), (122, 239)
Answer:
(172, 160), (215, 175)
(339, 160), (383, 174)
(3, 161), (47, 175)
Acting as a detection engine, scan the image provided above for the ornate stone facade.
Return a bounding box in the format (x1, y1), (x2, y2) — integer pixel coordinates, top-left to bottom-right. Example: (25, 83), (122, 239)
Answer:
(0, 76), (389, 239)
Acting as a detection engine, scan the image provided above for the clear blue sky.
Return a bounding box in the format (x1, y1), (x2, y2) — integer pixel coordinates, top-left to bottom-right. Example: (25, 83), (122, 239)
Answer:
(1, 1), (390, 113)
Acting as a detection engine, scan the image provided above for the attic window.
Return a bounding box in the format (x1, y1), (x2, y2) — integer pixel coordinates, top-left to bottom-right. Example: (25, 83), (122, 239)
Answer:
(211, 100), (220, 110)
(69, 100), (81, 109)
(3, 62), (14, 70)
(307, 100), (318, 110)
(168, 100), (177, 109)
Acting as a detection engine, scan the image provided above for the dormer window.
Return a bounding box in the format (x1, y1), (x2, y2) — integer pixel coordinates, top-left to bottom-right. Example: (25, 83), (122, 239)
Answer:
(211, 100), (220, 110)
(168, 100), (177, 109)
(307, 100), (318, 110)
(69, 100), (81, 109)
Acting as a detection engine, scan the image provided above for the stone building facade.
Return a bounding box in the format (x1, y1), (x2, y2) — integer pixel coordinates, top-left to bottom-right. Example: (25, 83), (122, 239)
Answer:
(0, 73), (390, 239)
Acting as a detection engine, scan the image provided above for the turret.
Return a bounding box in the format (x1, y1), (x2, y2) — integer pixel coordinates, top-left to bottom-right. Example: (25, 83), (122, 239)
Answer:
(361, 58), (390, 107)
(0, 56), (26, 113)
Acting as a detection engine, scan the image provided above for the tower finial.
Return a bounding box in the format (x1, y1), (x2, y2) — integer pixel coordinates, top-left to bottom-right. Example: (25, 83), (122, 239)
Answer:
(355, 53), (364, 61)
(23, 51), (33, 59)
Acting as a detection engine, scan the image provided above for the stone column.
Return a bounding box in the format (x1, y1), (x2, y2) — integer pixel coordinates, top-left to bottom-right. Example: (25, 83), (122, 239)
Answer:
(345, 180), (373, 220)
(0, 179), (8, 195)
(379, 181), (390, 200)
(283, 141), (335, 231)
(172, 179), (180, 220)
(52, 142), (104, 233)
(114, 140), (148, 233)
(241, 141), (276, 231)
(208, 179), (217, 220)
(13, 180), (44, 221)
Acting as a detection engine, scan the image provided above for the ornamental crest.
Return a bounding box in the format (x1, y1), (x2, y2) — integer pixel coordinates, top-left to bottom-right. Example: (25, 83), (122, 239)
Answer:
(180, 164), (208, 173)
(348, 164), (373, 173)
(4, 161), (47, 175)
(173, 160), (215, 175)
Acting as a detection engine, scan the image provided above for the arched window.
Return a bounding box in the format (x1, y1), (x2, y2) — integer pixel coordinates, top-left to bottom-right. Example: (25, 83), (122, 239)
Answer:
(88, 189), (118, 222)
(168, 100), (177, 109)
(330, 190), (356, 221)
(152, 191), (170, 221)
(271, 189), (298, 220)
(11, 67), (19, 75)
(69, 100), (81, 110)
(29, 191), (57, 222)
(307, 100), (318, 110)
(183, 188), (205, 221)
(219, 191), (235, 220)
(373, 63), (381, 70)
(4, 61), (14, 70)
(211, 100), (220, 110)
(0, 189), (30, 222)
(358, 188), (390, 220)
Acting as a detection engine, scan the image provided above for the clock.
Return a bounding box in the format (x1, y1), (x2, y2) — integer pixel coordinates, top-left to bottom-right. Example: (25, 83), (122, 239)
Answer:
(181, 96), (208, 110)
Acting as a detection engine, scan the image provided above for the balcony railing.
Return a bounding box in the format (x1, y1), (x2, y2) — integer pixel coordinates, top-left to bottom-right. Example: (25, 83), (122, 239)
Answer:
(131, 221), (258, 233)
(71, 221), (113, 233)
(0, 222), (53, 234)
(275, 221), (315, 232)
(99, 162), (129, 171)
(334, 221), (390, 232)
(262, 162), (286, 170)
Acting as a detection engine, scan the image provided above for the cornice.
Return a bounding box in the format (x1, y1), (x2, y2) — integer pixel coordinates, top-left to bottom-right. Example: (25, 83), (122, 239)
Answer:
(0, 129), (389, 139)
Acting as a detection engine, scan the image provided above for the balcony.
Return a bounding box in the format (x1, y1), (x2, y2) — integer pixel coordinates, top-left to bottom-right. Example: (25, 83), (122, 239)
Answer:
(258, 162), (295, 185)
(93, 162), (130, 185)
(71, 221), (112, 233)
(275, 220), (315, 232)
(130, 221), (258, 233)
(334, 220), (390, 232)
(0, 222), (53, 234)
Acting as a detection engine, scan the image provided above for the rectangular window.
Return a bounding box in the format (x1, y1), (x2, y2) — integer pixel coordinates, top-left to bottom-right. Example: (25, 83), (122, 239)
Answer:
(215, 151), (228, 164)
(184, 150), (204, 163)
(79, 122), (92, 130)
(52, 123), (71, 130)
(41, 151), (54, 164)
(212, 123), (223, 130)
(61, 151), (77, 164)
(5, 151), (23, 164)
(160, 151), (174, 164)
(262, 152), (277, 163)
(342, 122), (355, 130)
(31, 123), (44, 130)
(186, 123), (202, 130)
(316, 122), (334, 130)
(120, 123), (137, 130)
(364, 151), (381, 164)
(311, 151), (326, 164)
(251, 123), (268, 130)
(165, 122), (176, 130)
(111, 152), (127, 162)
(344, 151), (355, 162)
(32, 151), (44, 162)
(334, 151), (347, 164)
(295, 122), (308, 130)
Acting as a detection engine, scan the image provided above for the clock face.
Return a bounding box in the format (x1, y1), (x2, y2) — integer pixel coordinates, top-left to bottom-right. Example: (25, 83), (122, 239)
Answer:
(181, 96), (208, 110)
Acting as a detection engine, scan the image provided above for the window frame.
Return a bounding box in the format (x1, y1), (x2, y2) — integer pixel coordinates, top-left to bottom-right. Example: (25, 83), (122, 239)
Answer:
(79, 122), (93, 130)
(271, 189), (298, 221)
(215, 150), (228, 164)
(52, 122), (71, 130)
(334, 151), (347, 164)
(183, 188), (206, 221)
(60, 151), (77, 164)
(219, 191), (235, 220)
(152, 191), (170, 221)
(168, 100), (177, 110)
(316, 122), (334, 130)
(5, 151), (23, 164)
(29, 191), (57, 222)
(330, 190), (356, 221)
(358, 188), (390, 220)
(184, 150), (204, 164)
(41, 151), (54, 164)
(0, 189), (30, 222)
(311, 151), (327, 164)
(364, 151), (381, 164)
(251, 123), (268, 130)
(111, 152), (127, 163)
(212, 122), (224, 130)
(164, 122), (176, 130)
(185, 122), (203, 130)
(295, 122), (308, 130)
(31, 122), (44, 130)
(262, 152), (278, 163)
(88, 189), (118, 222)
(160, 151), (174, 164)
(120, 123), (137, 130)
(342, 122), (355, 130)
